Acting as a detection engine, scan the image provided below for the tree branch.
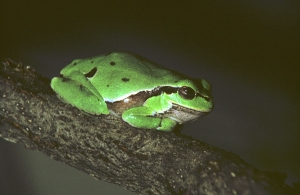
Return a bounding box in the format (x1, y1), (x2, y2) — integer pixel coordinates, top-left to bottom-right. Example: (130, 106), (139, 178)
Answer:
(0, 59), (296, 195)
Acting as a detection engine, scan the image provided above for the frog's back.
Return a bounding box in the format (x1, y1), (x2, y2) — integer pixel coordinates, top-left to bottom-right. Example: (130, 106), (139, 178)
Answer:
(65, 52), (184, 101)
(96, 52), (178, 79)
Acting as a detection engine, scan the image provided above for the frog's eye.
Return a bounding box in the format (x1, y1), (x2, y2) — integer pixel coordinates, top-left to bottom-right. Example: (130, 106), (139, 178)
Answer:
(178, 86), (195, 100)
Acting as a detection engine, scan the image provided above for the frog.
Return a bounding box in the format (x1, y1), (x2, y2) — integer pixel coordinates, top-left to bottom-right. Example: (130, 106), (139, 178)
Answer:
(50, 52), (213, 131)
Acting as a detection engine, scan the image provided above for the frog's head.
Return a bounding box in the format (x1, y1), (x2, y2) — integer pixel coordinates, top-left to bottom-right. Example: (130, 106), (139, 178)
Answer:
(161, 79), (214, 123)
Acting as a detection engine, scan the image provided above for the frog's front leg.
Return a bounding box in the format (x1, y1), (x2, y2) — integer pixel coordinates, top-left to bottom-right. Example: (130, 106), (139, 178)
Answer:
(122, 106), (177, 131)
(51, 71), (109, 115)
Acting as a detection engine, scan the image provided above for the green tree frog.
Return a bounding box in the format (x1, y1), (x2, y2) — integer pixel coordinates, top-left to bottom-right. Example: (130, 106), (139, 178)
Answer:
(51, 52), (213, 131)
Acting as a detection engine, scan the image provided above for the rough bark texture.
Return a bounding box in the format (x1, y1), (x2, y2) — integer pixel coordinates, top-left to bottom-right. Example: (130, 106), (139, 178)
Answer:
(0, 59), (298, 195)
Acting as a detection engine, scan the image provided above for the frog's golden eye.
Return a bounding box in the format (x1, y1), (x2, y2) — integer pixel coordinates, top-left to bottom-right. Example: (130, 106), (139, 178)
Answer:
(178, 86), (195, 100)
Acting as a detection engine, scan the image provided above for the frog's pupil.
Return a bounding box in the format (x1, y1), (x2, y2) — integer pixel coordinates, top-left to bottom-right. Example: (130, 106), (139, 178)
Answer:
(178, 86), (195, 100)
(84, 67), (97, 78)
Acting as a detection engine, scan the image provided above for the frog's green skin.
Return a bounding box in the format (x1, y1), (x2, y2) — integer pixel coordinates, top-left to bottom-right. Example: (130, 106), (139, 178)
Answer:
(51, 52), (213, 131)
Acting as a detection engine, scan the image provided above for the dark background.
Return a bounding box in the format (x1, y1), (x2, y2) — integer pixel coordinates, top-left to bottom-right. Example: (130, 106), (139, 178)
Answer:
(1, 1), (299, 194)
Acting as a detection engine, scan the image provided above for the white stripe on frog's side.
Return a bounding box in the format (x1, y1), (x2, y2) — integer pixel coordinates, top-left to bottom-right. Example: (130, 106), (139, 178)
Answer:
(165, 104), (208, 124)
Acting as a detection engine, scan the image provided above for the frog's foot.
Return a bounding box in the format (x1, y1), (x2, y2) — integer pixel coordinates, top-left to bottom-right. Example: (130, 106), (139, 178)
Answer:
(122, 107), (177, 131)
(157, 118), (177, 131)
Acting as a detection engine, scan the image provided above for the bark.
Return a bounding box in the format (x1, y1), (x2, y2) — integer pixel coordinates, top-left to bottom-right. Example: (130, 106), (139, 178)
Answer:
(0, 59), (297, 195)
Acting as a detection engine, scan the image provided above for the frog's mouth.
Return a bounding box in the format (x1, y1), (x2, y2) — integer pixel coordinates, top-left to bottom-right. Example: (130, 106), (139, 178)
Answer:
(164, 104), (209, 124)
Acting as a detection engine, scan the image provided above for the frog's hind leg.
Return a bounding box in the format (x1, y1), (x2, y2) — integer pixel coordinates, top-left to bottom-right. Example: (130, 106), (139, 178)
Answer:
(51, 77), (109, 115)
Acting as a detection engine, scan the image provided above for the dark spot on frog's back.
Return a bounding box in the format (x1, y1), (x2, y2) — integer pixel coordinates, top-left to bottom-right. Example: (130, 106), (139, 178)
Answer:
(84, 67), (97, 78)
(122, 78), (129, 82)
(110, 61), (116, 66)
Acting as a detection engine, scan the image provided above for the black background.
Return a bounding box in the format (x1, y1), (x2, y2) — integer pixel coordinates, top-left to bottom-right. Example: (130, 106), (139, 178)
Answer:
(1, 1), (299, 194)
